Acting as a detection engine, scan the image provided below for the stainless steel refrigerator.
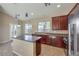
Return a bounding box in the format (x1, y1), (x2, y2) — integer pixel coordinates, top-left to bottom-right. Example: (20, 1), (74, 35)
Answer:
(68, 4), (79, 56)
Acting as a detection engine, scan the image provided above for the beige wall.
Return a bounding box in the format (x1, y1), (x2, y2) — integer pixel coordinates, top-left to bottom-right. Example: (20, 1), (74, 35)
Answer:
(0, 12), (18, 55)
(19, 17), (52, 34)
(0, 12), (18, 42)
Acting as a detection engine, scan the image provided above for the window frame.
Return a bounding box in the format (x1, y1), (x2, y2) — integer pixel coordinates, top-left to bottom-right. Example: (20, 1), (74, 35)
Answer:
(25, 24), (32, 33)
(38, 21), (51, 32)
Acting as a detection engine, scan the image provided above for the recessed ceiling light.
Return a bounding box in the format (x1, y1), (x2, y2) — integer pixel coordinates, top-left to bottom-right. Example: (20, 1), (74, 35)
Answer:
(30, 12), (34, 15)
(57, 5), (61, 8)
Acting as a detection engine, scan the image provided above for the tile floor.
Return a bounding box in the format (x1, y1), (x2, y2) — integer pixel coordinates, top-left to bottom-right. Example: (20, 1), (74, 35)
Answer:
(40, 44), (67, 56)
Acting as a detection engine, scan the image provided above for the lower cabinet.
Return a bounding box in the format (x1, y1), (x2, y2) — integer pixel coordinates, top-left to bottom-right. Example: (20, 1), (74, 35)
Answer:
(36, 35), (66, 56)
(39, 35), (65, 48)
(54, 36), (65, 48)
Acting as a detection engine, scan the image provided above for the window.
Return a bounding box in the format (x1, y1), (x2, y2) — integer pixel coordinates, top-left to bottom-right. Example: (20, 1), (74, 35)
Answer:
(25, 24), (32, 33)
(10, 24), (21, 38)
(45, 21), (51, 30)
(38, 22), (45, 32)
(38, 21), (51, 32)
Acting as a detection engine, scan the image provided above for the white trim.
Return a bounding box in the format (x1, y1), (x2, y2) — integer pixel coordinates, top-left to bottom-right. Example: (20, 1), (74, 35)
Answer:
(12, 51), (22, 56)
(0, 40), (13, 45)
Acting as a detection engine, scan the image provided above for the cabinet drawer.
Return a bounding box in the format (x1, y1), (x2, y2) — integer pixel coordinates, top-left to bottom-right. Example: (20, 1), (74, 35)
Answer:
(54, 36), (65, 48)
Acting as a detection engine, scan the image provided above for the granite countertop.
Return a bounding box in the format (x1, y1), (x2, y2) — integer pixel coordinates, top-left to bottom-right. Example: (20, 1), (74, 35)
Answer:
(35, 30), (68, 37)
(35, 30), (68, 35)
(12, 30), (68, 42)
(13, 35), (41, 42)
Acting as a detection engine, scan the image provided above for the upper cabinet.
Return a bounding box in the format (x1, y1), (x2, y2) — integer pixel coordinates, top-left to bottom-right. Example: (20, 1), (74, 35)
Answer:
(52, 15), (68, 30)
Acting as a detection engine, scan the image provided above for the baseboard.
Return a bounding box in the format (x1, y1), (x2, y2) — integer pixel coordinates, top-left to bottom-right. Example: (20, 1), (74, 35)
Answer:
(12, 51), (22, 56)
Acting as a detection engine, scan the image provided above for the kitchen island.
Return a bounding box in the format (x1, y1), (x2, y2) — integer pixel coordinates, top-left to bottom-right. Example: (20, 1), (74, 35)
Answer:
(12, 35), (41, 56)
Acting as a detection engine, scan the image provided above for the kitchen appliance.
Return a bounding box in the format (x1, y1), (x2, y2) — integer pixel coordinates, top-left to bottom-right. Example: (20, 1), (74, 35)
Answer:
(68, 4), (79, 56)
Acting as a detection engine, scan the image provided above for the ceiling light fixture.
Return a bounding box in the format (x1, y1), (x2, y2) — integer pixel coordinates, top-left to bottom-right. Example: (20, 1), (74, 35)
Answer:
(25, 13), (28, 17)
(57, 5), (61, 8)
(44, 3), (51, 7)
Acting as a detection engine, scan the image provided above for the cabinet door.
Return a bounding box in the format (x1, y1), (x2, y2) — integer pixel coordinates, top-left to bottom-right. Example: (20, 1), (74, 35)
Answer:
(40, 35), (50, 45)
(60, 16), (68, 30)
(54, 36), (65, 48)
(52, 15), (68, 30)
(52, 17), (60, 30)
(40, 35), (46, 44)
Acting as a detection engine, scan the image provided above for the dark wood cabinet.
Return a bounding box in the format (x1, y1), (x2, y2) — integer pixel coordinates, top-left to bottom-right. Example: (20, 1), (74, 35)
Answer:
(40, 35), (50, 44)
(36, 35), (66, 56)
(39, 35), (65, 48)
(36, 39), (41, 56)
(52, 15), (68, 30)
(60, 16), (68, 30)
(52, 17), (60, 30)
(54, 36), (65, 48)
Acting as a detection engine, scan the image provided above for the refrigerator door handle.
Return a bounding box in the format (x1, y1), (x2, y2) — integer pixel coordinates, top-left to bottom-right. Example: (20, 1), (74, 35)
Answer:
(68, 24), (77, 56)
(68, 24), (71, 56)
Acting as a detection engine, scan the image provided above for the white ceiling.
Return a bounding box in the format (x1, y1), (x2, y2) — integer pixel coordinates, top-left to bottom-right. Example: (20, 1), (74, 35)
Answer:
(0, 3), (76, 20)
